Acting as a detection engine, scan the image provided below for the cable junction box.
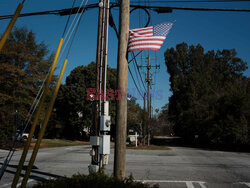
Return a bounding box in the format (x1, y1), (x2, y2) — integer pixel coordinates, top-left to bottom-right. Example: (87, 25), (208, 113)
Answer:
(90, 136), (100, 146)
(99, 135), (110, 155)
(100, 115), (111, 131)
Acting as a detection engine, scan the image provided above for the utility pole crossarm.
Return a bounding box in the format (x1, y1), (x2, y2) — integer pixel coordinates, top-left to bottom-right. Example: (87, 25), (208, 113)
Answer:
(137, 55), (160, 146)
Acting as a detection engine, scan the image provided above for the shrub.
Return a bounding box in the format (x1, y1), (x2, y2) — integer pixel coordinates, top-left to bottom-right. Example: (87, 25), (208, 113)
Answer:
(33, 172), (157, 188)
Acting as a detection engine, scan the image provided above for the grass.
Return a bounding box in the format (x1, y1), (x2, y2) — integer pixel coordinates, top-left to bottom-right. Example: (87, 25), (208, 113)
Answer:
(28, 139), (89, 149)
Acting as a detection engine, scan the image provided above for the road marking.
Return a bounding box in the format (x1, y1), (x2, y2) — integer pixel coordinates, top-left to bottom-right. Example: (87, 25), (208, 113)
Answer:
(136, 180), (206, 183)
(136, 180), (208, 188)
(137, 181), (250, 188)
(199, 182), (207, 188)
(239, 182), (250, 187)
(186, 182), (194, 188)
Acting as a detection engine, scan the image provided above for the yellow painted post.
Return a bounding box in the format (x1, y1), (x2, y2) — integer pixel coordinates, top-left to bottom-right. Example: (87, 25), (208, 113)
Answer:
(11, 38), (64, 188)
(0, 3), (23, 52)
(20, 59), (68, 187)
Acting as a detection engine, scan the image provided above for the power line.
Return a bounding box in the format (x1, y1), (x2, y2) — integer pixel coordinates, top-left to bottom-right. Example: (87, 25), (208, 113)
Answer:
(1, 2), (250, 21)
(128, 66), (144, 99)
(130, 4), (250, 12)
(132, 52), (147, 92)
(0, 0), (88, 181)
(132, 55), (146, 93)
(0, 3), (99, 20)
(62, 0), (77, 38)
(131, 0), (250, 3)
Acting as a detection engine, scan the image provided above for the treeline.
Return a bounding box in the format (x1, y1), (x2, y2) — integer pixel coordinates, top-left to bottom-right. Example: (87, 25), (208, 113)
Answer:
(3, 28), (248, 149)
(165, 42), (250, 149)
(50, 63), (149, 141)
(47, 62), (117, 140)
(0, 27), (148, 145)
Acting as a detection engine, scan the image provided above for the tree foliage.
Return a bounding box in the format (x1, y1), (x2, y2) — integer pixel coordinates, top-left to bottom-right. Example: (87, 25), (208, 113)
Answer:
(152, 104), (173, 136)
(127, 95), (147, 140)
(0, 27), (55, 146)
(164, 42), (249, 147)
(50, 62), (117, 140)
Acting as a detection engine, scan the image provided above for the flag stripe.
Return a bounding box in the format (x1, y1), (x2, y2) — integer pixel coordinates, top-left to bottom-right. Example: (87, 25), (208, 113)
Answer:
(130, 29), (152, 33)
(128, 45), (161, 51)
(131, 31), (153, 35)
(130, 26), (153, 32)
(129, 48), (160, 52)
(128, 44), (162, 49)
(128, 45), (162, 50)
(129, 37), (165, 43)
(128, 42), (164, 47)
(130, 33), (152, 37)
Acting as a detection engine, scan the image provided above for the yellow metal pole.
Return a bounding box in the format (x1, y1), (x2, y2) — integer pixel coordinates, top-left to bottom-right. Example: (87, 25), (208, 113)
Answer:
(20, 59), (68, 187)
(0, 3), (23, 52)
(11, 38), (64, 188)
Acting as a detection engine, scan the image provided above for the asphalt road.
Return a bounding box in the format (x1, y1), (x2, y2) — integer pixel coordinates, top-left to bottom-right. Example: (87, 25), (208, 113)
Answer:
(0, 145), (249, 188)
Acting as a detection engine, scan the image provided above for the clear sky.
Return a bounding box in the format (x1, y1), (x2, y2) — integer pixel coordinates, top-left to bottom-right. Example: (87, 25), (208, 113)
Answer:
(1, 0), (250, 113)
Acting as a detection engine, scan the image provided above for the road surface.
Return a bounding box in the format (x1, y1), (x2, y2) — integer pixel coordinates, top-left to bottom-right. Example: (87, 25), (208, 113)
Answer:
(0, 145), (249, 187)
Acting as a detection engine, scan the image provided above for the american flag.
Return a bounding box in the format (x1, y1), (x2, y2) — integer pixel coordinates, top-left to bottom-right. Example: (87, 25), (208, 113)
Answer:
(128, 22), (174, 52)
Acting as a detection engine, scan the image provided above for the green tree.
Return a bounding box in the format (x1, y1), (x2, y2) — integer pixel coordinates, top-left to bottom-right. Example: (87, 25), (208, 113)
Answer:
(0, 27), (55, 146)
(164, 42), (249, 147)
(52, 62), (117, 140)
(153, 104), (173, 136)
(127, 94), (148, 144)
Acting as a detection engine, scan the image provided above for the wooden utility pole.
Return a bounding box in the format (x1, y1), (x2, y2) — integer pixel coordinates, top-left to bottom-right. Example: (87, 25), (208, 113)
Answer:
(143, 92), (146, 145)
(144, 92), (146, 111)
(92, 0), (104, 165)
(146, 56), (151, 119)
(147, 59), (151, 146)
(101, 0), (109, 111)
(138, 55), (159, 146)
(114, 0), (130, 179)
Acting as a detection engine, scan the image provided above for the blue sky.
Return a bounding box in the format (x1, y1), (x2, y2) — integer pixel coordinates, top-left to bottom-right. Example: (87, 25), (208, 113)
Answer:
(1, 0), (250, 113)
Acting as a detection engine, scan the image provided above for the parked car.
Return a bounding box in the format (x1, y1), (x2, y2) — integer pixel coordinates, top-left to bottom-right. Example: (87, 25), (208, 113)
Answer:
(12, 130), (29, 142)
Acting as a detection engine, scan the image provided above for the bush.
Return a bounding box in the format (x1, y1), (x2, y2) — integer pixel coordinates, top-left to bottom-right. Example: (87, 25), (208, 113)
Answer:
(33, 172), (157, 188)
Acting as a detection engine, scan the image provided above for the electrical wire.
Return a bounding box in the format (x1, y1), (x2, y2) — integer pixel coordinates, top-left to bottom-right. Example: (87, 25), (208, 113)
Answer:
(132, 55), (146, 94)
(63, 0), (87, 44)
(62, 0), (77, 38)
(0, 3), (99, 20)
(132, 52), (147, 92)
(128, 66), (144, 99)
(130, 4), (250, 12)
(128, 50), (143, 64)
(66, 1), (87, 58)
(57, 0), (87, 65)
(0, 0), (88, 181)
(109, 5), (146, 99)
(130, 0), (250, 3)
(1, 2), (250, 21)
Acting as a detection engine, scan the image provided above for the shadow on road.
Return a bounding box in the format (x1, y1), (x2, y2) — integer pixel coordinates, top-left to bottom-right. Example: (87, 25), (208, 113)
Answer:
(151, 137), (250, 153)
(0, 162), (63, 182)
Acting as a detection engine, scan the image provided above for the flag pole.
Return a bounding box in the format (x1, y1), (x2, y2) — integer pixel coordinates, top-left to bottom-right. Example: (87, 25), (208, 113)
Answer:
(20, 58), (68, 188)
(11, 38), (64, 188)
(0, 3), (24, 52)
